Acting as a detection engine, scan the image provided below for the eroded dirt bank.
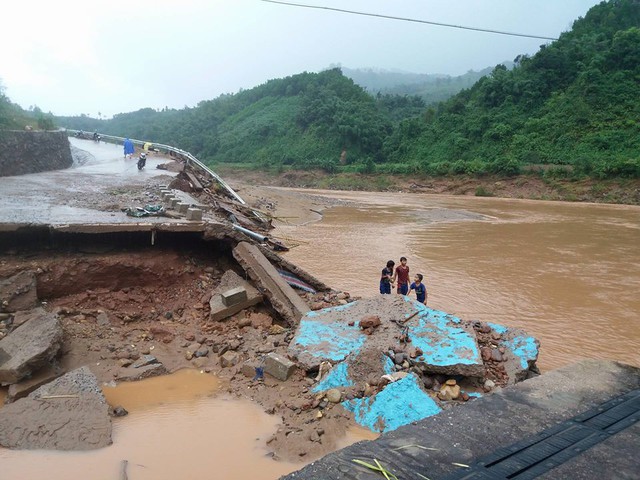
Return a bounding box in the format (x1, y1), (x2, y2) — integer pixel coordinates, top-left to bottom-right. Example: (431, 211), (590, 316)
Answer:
(0, 233), (372, 461)
(218, 167), (640, 205)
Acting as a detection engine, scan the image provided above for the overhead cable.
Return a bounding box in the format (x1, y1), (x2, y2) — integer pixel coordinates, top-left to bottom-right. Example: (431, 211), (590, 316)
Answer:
(259, 0), (559, 41)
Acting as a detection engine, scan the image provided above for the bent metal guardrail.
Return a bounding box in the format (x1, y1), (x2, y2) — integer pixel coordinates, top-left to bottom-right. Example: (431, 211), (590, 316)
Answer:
(66, 130), (267, 223)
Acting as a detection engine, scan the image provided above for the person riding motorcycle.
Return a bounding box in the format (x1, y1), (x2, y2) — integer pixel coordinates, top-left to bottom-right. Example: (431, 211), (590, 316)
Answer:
(93, 131), (100, 142)
(137, 152), (147, 170)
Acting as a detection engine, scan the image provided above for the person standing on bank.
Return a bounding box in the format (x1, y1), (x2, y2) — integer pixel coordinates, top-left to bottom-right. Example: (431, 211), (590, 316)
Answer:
(380, 260), (395, 294)
(410, 273), (428, 305)
(393, 256), (410, 295)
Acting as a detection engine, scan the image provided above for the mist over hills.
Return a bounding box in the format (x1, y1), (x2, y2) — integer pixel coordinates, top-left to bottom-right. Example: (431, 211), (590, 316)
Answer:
(341, 64), (513, 104)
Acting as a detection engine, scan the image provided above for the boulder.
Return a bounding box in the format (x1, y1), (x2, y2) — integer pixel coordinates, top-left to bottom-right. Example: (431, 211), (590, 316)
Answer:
(0, 311), (63, 384)
(0, 271), (38, 312)
(0, 366), (112, 450)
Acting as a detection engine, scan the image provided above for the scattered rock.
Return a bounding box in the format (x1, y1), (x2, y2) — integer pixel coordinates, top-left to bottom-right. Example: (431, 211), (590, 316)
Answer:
(0, 311), (63, 384)
(221, 351), (240, 368)
(0, 271), (38, 312)
(117, 363), (167, 381)
(325, 389), (342, 403)
(110, 406), (128, 417)
(0, 367), (112, 450)
(437, 379), (461, 401)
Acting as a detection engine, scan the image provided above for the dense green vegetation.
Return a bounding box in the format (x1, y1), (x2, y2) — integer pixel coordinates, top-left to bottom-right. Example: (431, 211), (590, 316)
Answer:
(0, 82), (56, 130)
(384, 0), (640, 179)
(58, 0), (640, 180)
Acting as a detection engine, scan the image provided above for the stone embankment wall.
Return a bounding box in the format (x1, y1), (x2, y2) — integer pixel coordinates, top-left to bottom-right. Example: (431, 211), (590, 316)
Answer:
(0, 130), (73, 177)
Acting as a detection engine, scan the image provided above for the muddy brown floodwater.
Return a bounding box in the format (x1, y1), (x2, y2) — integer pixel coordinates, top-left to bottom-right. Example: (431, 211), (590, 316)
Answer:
(276, 189), (640, 372)
(0, 369), (375, 479)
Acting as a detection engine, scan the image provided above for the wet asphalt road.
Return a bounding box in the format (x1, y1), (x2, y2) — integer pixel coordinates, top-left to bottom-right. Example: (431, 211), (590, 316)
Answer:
(0, 138), (178, 226)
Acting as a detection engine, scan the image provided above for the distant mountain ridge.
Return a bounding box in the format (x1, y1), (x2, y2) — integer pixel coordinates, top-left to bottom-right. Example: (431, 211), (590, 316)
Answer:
(341, 64), (514, 104)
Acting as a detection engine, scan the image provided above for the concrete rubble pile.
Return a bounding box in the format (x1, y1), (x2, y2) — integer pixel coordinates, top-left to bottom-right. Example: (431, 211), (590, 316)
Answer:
(287, 295), (539, 433)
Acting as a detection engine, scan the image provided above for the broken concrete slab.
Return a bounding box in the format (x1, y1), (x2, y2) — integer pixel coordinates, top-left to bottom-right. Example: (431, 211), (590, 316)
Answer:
(0, 366), (112, 450)
(131, 354), (159, 369)
(290, 296), (539, 433)
(209, 270), (263, 321)
(488, 322), (540, 383)
(6, 365), (64, 403)
(289, 295), (482, 376)
(0, 311), (63, 384)
(0, 270), (38, 312)
(233, 242), (310, 326)
(185, 171), (204, 191)
(264, 352), (296, 381)
(343, 373), (441, 432)
(116, 362), (167, 381)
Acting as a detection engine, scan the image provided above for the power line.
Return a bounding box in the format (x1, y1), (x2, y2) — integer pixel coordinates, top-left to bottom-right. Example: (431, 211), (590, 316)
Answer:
(259, 0), (559, 41)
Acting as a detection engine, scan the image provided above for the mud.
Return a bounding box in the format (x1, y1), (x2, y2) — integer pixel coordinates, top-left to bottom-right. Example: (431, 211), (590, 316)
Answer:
(0, 232), (361, 461)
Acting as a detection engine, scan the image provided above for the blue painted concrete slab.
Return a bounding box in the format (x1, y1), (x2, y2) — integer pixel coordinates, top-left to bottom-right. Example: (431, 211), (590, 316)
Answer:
(406, 299), (482, 373)
(343, 373), (441, 432)
(290, 296), (539, 434)
(488, 322), (540, 369)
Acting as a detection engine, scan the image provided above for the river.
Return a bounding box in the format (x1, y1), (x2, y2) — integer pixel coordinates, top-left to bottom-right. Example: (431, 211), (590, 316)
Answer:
(277, 189), (640, 372)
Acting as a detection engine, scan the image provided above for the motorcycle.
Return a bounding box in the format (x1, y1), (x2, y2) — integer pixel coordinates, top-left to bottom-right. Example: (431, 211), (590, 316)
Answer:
(137, 152), (147, 170)
(93, 132), (101, 143)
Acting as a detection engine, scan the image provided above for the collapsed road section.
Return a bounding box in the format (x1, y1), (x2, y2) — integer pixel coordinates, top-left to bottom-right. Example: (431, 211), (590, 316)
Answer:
(0, 138), (542, 464)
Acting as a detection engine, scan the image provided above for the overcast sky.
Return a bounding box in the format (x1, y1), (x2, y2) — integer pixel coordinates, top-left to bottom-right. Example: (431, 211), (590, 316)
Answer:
(1, 0), (601, 117)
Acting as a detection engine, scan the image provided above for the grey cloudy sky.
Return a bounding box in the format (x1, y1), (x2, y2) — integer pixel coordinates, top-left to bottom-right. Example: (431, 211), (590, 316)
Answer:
(1, 0), (601, 117)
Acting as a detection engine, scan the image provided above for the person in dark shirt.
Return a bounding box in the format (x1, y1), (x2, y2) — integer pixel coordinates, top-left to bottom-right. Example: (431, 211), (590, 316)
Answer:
(379, 260), (395, 294)
(410, 273), (428, 305)
(393, 256), (410, 295)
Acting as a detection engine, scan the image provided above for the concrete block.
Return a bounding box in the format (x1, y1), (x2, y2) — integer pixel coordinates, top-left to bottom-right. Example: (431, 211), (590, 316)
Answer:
(221, 351), (240, 368)
(161, 190), (173, 200)
(186, 208), (203, 221)
(222, 287), (248, 307)
(264, 352), (296, 381)
(177, 202), (189, 214)
(170, 198), (181, 208)
(209, 271), (263, 322)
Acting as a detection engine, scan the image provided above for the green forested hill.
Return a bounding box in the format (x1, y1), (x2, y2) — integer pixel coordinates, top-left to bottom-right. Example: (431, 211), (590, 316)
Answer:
(0, 84), (55, 130)
(385, 0), (640, 178)
(59, 69), (403, 171)
(57, 0), (640, 180)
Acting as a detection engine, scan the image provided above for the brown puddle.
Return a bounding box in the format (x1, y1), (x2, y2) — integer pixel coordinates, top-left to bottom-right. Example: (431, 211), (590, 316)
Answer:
(0, 369), (375, 480)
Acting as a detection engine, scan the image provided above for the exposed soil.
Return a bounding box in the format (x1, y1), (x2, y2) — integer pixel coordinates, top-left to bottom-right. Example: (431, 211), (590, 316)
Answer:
(0, 233), (362, 462)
